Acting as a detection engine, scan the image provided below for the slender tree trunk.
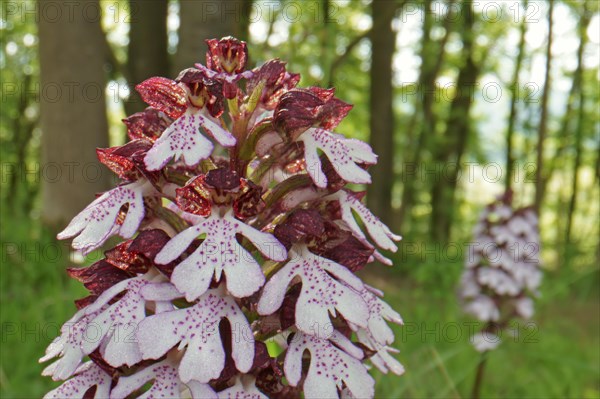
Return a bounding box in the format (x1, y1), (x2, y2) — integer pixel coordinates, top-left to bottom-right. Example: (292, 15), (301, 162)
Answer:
(565, 88), (586, 246)
(321, 0), (335, 86)
(126, 0), (169, 114)
(38, 0), (110, 229)
(399, 0), (455, 230)
(398, 0), (433, 229)
(543, 5), (591, 200)
(430, 0), (479, 243)
(505, 0), (528, 192)
(534, 0), (554, 215)
(565, 4), (591, 246)
(237, 0), (253, 43)
(173, 0), (245, 75)
(367, 0), (397, 225)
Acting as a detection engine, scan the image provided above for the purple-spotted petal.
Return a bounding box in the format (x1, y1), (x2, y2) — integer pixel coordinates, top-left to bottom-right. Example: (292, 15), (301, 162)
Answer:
(80, 276), (164, 367)
(284, 331), (374, 399)
(144, 110), (212, 170)
(350, 285), (403, 345)
(355, 329), (404, 375)
(328, 190), (401, 262)
(156, 211), (285, 300)
(188, 381), (220, 399)
(140, 281), (183, 301)
(200, 112), (237, 147)
(165, 200), (206, 225)
(257, 245), (368, 337)
(43, 362), (112, 399)
(57, 180), (153, 254)
(298, 128), (376, 188)
(39, 309), (95, 381)
(111, 358), (216, 399)
(137, 288), (254, 383)
(144, 109), (235, 170)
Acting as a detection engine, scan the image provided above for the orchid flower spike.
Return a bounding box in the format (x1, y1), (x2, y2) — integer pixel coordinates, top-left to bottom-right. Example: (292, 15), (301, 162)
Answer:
(46, 36), (404, 398)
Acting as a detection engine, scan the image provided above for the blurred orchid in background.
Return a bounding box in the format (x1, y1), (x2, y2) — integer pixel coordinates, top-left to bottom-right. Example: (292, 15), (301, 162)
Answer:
(459, 191), (542, 398)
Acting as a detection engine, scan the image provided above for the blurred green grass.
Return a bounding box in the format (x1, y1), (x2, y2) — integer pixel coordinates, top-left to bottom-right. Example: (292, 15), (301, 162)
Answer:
(365, 271), (600, 399)
(1, 209), (598, 398)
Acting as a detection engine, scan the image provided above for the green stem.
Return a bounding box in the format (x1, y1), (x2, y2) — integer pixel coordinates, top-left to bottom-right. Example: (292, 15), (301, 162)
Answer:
(471, 352), (488, 399)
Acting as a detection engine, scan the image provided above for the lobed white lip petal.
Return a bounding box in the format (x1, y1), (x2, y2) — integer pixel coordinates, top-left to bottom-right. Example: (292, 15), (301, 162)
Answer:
(43, 362), (112, 399)
(198, 112), (236, 147)
(327, 190), (401, 256)
(38, 309), (89, 381)
(39, 274), (175, 379)
(156, 211), (286, 300)
(298, 128), (376, 188)
(284, 332), (375, 399)
(348, 284), (403, 346)
(144, 108), (235, 171)
(258, 245), (369, 338)
(111, 358), (217, 399)
(57, 180), (153, 254)
(136, 288), (254, 384)
(356, 329), (405, 376)
(144, 109), (214, 170)
(154, 225), (201, 265)
(79, 275), (175, 368)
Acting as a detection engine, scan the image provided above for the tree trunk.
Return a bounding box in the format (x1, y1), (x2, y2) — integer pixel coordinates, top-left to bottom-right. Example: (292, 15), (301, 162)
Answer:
(398, 0), (455, 230)
(430, 0), (478, 243)
(534, 0), (554, 215)
(173, 0), (245, 75)
(237, 0), (253, 43)
(544, 6), (591, 201)
(38, 0), (110, 229)
(126, 0), (169, 114)
(397, 0), (433, 230)
(367, 0), (397, 225)
(505, 0), (528, 192)
(565, 3), (591, 246)
(321, 0), (334, 86)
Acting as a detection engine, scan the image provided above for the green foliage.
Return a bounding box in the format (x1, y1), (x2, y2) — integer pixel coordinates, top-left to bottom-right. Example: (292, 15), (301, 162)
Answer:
(1, 0), (40, 210)
(0, 208), (86, 397)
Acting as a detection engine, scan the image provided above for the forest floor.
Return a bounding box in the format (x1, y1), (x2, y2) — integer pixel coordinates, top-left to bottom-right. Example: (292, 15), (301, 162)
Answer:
(1, 213), (598, 398)
(364, 272), (600, 399)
